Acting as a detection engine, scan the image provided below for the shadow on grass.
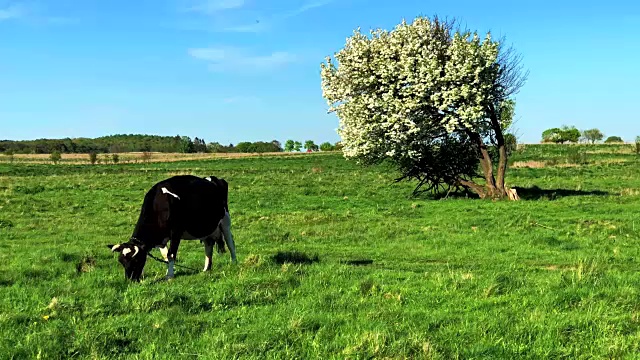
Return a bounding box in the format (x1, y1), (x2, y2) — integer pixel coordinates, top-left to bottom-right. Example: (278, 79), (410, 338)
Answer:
(513, 186), (610, 200)
(272, 251), (319, 265)
(341, 259), (374, 266)
(418, 185), (609, 201)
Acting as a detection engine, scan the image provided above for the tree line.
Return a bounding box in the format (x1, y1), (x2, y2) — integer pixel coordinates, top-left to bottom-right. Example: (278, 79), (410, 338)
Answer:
(541, 126), (627, 144)
(0, 134), (341, 155)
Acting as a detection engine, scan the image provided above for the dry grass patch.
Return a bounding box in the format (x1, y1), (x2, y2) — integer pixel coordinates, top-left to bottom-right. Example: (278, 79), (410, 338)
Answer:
(597, 158), (629, 165)
(620, 188), (640, 196)
(511, 161), (547, 168)
(2, 151), (316, 164)
(511, 161), (581, 168)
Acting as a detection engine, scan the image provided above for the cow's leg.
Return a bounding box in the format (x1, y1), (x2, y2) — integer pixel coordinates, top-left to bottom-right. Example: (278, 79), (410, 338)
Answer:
(166, 236), (182, 279)
(202, 236), (214, 272)
(219, 211), (236, 263)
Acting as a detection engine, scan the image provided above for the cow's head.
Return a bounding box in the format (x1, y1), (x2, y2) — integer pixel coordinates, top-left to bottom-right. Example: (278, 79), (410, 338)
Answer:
(106, 242), (148, 281)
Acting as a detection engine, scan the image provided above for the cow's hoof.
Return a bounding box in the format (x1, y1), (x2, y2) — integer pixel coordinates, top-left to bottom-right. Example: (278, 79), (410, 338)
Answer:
(165, 275), (175, 281)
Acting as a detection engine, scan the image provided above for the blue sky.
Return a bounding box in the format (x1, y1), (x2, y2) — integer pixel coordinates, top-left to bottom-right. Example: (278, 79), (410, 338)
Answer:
(0, 0), (639, 144)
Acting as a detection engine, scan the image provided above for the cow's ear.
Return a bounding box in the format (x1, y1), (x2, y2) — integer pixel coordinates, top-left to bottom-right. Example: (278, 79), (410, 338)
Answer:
(107, 244), (123, 252)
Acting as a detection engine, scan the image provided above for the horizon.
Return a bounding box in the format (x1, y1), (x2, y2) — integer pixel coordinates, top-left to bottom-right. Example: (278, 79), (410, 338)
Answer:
(1, 0), (639, 144)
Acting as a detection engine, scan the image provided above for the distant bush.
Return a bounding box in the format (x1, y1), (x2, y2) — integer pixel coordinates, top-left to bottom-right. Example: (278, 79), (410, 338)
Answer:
(88, 152), (97, 165)
(141, 152), (152, 163)
(320, 142), (334, 151)
(636, 136), (640, 155)
(112, 153), (120, 164)
(604, 136), (624, 144)
(542, 125), (581, 143)
(50, 151), (62, 164)
(567, 147), (588, 165)
(3, 150), (15, 163)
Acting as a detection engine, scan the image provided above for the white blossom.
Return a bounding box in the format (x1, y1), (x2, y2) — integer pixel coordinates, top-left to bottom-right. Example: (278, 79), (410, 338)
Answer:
(320, 16), (504, 162)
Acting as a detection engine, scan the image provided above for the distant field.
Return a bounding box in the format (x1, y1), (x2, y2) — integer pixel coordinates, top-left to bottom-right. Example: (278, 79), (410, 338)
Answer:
(0, 151), (326, 164)
(1, 144), (640, 358)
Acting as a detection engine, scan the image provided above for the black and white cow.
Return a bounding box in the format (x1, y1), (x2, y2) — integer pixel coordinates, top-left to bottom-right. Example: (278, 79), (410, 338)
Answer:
(107, 175), (236, 281)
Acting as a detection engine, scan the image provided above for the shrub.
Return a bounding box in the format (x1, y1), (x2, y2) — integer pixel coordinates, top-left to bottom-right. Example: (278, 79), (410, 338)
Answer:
(567, 147), (588, 165)
(320, 142), (334, 151)
(4, 150), (15, 163)
(636, 136), (640, 155)
(505, 133), (518, 155)
(112, 153), (120, 164)
(604, 136), (624, 144)
(50, 151), (62, 164)
(141, 151), (152, 163)
(88, 152), (97, 164)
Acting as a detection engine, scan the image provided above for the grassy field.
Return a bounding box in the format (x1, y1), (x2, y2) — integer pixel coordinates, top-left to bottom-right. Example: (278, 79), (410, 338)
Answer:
(1, 144), (640, 359)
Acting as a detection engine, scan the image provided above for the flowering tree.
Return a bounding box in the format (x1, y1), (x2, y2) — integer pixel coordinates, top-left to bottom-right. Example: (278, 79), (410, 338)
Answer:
(320, 16), (527, 199)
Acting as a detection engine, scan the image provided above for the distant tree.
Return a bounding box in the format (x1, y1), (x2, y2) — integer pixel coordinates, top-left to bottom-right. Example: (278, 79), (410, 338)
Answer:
(293, 141), (302, 152)
(207, 142), (224, 153)
(112, 153), (120, 164)
(235, 141), (282, 153)
(561, 126), (581, 143)
(636, 136), (640, 155)
(334, 141), (343, 151)
(320, 142), (334, 151)
(178, 136), (195, 153)
(50, 151), (62, 164)
(604, 136), (624, 144)
(192, 137), (208, 153)
(582, 128), (604, 144)
(541, 128), (562, 143)
(88, 152), (97, 164)
(304, 140), (319, 152)
(235, 142), (254, 153)
(541, 126), (581, 144)
(271, 140), (283, 152)
(284, 140), (296, 152)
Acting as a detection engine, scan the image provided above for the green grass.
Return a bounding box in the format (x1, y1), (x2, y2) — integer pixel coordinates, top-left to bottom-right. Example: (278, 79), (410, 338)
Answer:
(1, 146), (640, 359)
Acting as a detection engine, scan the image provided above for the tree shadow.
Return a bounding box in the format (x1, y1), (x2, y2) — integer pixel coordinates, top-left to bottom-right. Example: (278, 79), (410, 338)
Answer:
(414, 185), (609, 201)
(428, 190), (480, 200)
(513, 186), (610, 200)
(271, 251), (319, 265)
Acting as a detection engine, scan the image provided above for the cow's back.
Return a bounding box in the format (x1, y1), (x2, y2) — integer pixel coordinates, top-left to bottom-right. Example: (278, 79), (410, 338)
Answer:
(157, 175), (227, 238)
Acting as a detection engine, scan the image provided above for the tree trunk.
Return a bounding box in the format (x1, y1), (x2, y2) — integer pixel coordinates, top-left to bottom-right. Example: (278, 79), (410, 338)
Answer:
(457, 179), (487, 198)
(489, 103), (508, 198)
(467, 131), (499, 198)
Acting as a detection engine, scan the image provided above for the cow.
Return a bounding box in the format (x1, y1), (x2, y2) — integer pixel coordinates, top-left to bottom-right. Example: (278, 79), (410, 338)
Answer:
(107, 175), (236, 281)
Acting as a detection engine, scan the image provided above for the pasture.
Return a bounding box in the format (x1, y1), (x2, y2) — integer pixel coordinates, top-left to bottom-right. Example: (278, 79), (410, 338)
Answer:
(1, 144), (640, 359)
